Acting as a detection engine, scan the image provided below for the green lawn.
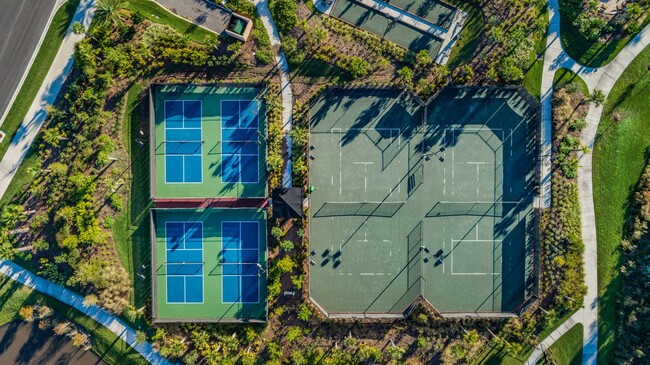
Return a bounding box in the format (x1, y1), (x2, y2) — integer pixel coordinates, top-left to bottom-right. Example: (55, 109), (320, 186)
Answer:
(553, 68), (589, 96)
(592, 44), (650, 364)
(112, 83), (152, 313)
(0, 0), (81, 162)
(474, 309), (578, 365)
(538, 324), (583, 365)
(125, 0), (215, 44)
(558, 1), (650, 67)
(0, 275), (147, 365)
(522, 6), (549, 99)
(290, 59), (348, 80)
(446, 0), (483, 68)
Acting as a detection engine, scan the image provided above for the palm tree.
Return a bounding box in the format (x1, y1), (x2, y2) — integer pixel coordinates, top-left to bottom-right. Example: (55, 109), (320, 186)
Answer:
(94, 0), (127, 28)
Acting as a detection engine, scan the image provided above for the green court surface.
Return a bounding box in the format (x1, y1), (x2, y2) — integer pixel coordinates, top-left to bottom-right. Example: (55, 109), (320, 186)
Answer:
(331, 0), (443, 57)
(150, 84), (267, 199)
(385, 0), (456, 29)
(151, 208), (267, 322)
(308, 87), (539, 316)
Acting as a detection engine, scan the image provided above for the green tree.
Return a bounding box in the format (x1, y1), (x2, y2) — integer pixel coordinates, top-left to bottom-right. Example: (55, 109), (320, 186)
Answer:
(71, 21), (86, 35)
(297, 303), (312, 322)
(94, 0), (127, 28)
(347, 57), (370, 79)
(397, 66), (414, 85)
(270, 0), (297, 35)
(588, 89), (606, 106)
(285, 326), (303, 342)
(280, 240), (294, 252)
(0, 205), (27, 228)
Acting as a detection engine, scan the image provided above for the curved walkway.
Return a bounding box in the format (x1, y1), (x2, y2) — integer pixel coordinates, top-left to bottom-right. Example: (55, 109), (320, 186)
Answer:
(0, 260), (172, 365)
(0, 0), (93, 199)
(531, 0), (650, 363)
(253, 0), (294, 187)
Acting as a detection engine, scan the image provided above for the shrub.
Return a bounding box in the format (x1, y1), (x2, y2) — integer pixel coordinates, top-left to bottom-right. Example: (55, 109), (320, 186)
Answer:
(280, 240), (294, 252)
(573, 13), (607, 41)
(297, 303), (312, 322)
(397, 66), (414, 85)
(285, 326), (303, 342)
(347, 57), (370, 79)
(270, 0), (297, 35)
(256, 48), (274, 64)
(19, 306), (34, 321)
(271, 227), (284, 240)
(570, 118), (587, 131)
(276, 256), (295, 273)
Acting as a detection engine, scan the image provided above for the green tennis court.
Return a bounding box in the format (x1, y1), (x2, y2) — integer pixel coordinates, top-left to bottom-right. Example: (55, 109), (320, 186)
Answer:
(331, 0), (444, 57)
(385, 0), (456, 29)
(150, 84), (267, 199)
(308, 87), (539, 316)
(151, 208), (267, 322)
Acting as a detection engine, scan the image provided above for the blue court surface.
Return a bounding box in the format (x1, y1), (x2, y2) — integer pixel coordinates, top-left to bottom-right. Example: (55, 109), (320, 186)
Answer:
(153, 84), (267, 199)
(164, 100), (203, 184)
(153, 208), (267, 322)
(165, 221), (204, 303)
(221, 100), (260, 184)
(220, 221), (260, 303)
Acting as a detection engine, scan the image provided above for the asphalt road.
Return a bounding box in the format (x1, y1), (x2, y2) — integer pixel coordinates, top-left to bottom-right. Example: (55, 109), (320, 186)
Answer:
(0, 0), (58, 125)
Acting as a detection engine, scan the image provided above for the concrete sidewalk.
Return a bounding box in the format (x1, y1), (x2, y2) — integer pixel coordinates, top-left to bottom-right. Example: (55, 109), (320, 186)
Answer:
(0, 260), (172, 365)
(534, 0), (650, 360)
(253, 0), (294, 187)
(0, 0), (92, 200)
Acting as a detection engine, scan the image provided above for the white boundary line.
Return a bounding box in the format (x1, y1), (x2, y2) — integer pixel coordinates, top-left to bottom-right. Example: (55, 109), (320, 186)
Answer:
(164, 221), (205, 304)
(163, 100), (204, 184)
(220, 221), (261, 304)
(220, 99), (261, 184)
(449, 238), (502, 276)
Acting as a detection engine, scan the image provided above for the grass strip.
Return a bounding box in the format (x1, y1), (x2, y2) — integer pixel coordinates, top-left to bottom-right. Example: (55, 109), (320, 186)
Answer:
(0, 275), (148, 365)
(592, 44), (650, 364)
(125, 0), (215, 44)
(0, 0), (81, 162)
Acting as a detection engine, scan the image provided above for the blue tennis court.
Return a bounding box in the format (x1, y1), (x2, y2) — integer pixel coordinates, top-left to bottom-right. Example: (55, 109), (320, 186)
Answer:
(165, 221), (204, 303)
(220, 221), (260, 303)
(165, 100), (203, 184)
(221, 100), (259, 184)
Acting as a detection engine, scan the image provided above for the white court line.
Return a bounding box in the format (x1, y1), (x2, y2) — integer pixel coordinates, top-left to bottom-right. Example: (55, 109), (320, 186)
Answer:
(450, 238), (503, 276)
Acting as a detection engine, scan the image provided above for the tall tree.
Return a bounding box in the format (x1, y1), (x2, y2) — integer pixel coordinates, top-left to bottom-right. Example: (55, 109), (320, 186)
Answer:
(94, 0), (127, 28)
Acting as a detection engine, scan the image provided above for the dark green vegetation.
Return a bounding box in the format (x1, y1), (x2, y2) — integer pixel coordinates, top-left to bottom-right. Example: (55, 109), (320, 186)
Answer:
(0, 0), (81, 162)
(559, 0), (650, 67)
(124, 0), (214, 43)
(606, 163), (650, 363)
(112, 82), (151, 310)
(592, 44), (650, 364)
(539, 324), (583, 365)
(445, 0), (483, 68)
(553, 68), (589, 96)
(522, 6), (549, 99)
(0, 276), (146, 364)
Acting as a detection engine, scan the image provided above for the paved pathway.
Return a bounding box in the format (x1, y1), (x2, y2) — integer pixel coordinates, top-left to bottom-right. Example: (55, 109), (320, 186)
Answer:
(0, 260), (172, 365)
(254, 0), (294, 187)
(0, 0), (93, 199)
(531, 0), (650, 363)
(525, 310), (582, 365)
